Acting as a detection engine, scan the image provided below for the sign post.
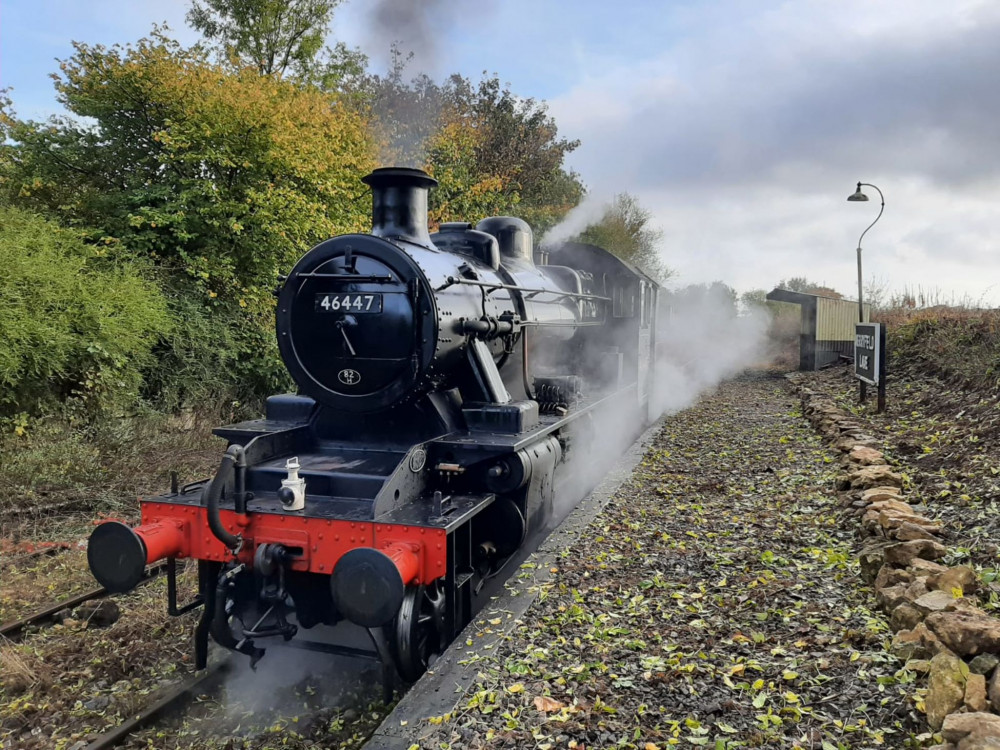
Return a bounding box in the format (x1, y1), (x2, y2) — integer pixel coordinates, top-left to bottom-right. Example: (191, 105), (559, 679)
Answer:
(854, 322), (887, 413)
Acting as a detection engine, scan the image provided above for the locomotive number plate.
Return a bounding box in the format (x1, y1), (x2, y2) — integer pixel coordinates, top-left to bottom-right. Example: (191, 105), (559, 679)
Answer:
(315, 293), (383, 313)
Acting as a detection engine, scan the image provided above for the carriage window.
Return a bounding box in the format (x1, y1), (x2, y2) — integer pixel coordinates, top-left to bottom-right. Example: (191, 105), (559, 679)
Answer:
(612, 284), (639, 319)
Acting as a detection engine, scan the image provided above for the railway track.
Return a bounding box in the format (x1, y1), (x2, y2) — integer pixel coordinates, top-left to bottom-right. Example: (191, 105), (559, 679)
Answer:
(0, 562), (167, 639)
(1, 435), (638, 748)
(2, 542), (71, 568)
(81, 660), (230, 750)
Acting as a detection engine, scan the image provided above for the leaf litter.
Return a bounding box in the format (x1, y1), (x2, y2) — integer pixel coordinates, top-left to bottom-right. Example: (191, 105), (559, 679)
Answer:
(418, 372), (926, 749)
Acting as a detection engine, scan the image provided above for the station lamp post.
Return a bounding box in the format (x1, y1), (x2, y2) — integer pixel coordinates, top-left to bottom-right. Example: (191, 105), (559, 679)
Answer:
(847, 181), (885, 403)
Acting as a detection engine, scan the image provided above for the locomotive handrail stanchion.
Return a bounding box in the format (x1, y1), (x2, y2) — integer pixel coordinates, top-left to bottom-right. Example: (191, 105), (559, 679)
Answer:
(846, 181), (885, 404)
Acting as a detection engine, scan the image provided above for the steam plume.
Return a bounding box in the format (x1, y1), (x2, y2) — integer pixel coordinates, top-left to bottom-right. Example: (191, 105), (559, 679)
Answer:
(553, 290), (770, 517)
(540, 193), (614, 248)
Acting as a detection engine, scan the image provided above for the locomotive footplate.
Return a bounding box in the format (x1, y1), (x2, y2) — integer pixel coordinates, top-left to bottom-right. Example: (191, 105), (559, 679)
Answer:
(434, 384), (639, 453)
(375, 492), (496, 530)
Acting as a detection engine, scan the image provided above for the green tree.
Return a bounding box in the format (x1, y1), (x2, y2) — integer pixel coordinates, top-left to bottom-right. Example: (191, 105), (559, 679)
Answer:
(2, 33), (376, 405)
(740, 287), (799, 321)
(186, 0), (366, 90)
(667, 282), (738, 317)
(361, 58), (584, 232)
(576, 193), (671, 281)
(740, 288), (769, 310)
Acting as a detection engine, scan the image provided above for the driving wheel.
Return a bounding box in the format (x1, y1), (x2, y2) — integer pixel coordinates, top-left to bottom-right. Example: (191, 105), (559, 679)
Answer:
(392, 580), (447, 682)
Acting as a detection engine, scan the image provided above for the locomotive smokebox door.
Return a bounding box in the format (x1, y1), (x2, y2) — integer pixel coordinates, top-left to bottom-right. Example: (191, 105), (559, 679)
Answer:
(277, 235), (436, 413)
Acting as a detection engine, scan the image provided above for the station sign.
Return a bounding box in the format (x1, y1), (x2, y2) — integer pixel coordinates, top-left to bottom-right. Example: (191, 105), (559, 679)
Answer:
(854, 323), (882, 386)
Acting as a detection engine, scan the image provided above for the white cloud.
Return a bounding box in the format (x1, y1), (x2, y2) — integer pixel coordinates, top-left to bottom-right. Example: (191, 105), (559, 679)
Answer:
(548, 0), (1000, 302)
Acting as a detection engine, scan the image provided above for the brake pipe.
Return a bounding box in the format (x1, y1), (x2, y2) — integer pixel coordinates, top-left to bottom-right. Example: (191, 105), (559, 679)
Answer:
(204, 444), (246, 552)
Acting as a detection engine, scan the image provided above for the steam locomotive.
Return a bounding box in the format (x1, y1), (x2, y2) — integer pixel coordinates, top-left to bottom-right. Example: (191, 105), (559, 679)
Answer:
(87, 167), (660, 689)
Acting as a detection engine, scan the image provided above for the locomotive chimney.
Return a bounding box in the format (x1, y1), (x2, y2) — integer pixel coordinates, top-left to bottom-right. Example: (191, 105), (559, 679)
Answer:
(362, 167), (438, 247)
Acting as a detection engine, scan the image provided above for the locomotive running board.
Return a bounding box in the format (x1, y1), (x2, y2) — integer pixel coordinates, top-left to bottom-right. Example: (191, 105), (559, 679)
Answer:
(433, 383), (639, 452)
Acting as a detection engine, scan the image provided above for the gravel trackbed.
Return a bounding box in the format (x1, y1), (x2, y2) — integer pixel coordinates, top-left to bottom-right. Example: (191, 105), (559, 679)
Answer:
(410, 373), (923, 749)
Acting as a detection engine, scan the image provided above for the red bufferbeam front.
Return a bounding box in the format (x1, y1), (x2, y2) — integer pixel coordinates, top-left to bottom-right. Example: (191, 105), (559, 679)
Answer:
(88, 502), (446, 595)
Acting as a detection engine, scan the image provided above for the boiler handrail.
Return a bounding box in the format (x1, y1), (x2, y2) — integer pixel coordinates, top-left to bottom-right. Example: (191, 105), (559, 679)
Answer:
(436, 275), (611, 302)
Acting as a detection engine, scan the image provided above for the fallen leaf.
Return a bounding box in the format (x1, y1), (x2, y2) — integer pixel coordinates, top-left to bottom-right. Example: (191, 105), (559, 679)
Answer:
(533, 696), (564, 713)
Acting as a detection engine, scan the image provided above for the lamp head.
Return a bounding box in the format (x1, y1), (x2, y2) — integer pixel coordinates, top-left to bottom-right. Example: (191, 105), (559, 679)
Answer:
(847, 182), (869, 202)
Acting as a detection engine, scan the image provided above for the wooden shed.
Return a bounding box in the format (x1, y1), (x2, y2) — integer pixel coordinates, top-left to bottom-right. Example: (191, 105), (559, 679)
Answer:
(766, 289), (871, 371)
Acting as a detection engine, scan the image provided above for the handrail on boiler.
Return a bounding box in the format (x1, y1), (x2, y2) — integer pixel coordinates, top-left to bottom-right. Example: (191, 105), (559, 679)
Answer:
(435, 275), (611, 302)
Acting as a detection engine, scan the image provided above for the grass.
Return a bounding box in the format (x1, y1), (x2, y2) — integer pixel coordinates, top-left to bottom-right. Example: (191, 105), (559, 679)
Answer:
(0, 407), (224, 540)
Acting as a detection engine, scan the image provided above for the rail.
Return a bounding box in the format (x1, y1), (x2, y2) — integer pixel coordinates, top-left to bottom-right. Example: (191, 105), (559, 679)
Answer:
(82, 660), (230, 750)
(0, 562), (167, 639)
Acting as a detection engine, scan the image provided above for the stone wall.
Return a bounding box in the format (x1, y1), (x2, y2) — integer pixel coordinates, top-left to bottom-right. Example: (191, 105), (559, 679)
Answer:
(792, 375), (1000, 750)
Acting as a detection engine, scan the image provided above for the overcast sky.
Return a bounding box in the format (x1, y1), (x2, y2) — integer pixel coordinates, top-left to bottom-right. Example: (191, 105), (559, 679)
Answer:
(3, 0), (1000, 303)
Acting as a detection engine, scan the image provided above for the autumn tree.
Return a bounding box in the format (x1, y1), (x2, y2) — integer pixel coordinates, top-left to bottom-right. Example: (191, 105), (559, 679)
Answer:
(437, 76), (583, 232)
(2, 32), (376, 405)
(361, 58), (584, 232)
(575, 193), (671, 281)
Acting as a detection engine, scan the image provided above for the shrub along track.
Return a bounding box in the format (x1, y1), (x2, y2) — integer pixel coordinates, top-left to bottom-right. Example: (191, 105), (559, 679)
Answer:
(413, 372), (923, 749)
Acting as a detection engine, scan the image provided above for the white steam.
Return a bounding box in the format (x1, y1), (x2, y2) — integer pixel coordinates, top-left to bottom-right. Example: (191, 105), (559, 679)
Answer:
(539, 192), (614, 247)
(650, 295), (770, 416)
(553, 294), (770, 519)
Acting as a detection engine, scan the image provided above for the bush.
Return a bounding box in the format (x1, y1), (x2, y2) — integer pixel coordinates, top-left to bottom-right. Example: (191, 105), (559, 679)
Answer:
(1, 35), (377, 409)
(0, 206), (171, 418)
(141, 281), (292, 414)
(887, 309), (1000, 391)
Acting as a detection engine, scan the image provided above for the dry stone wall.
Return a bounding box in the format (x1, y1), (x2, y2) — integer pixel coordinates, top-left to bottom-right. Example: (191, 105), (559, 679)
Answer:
(791, 374), (1000, 750)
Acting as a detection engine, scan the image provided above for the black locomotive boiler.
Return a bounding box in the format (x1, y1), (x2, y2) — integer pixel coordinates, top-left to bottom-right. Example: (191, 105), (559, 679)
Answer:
(87, 167), (660, 686)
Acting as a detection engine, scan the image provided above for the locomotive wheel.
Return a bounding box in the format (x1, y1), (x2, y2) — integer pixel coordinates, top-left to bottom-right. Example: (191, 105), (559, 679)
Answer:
(392, 580), (446, 682)
(474, 499), (526, 575)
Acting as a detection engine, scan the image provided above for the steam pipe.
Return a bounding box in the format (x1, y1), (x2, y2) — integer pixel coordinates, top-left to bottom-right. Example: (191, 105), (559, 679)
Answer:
(234, 449), (247, 515)
(462, 318), (516, 337)
(521, 331), (535, 401)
